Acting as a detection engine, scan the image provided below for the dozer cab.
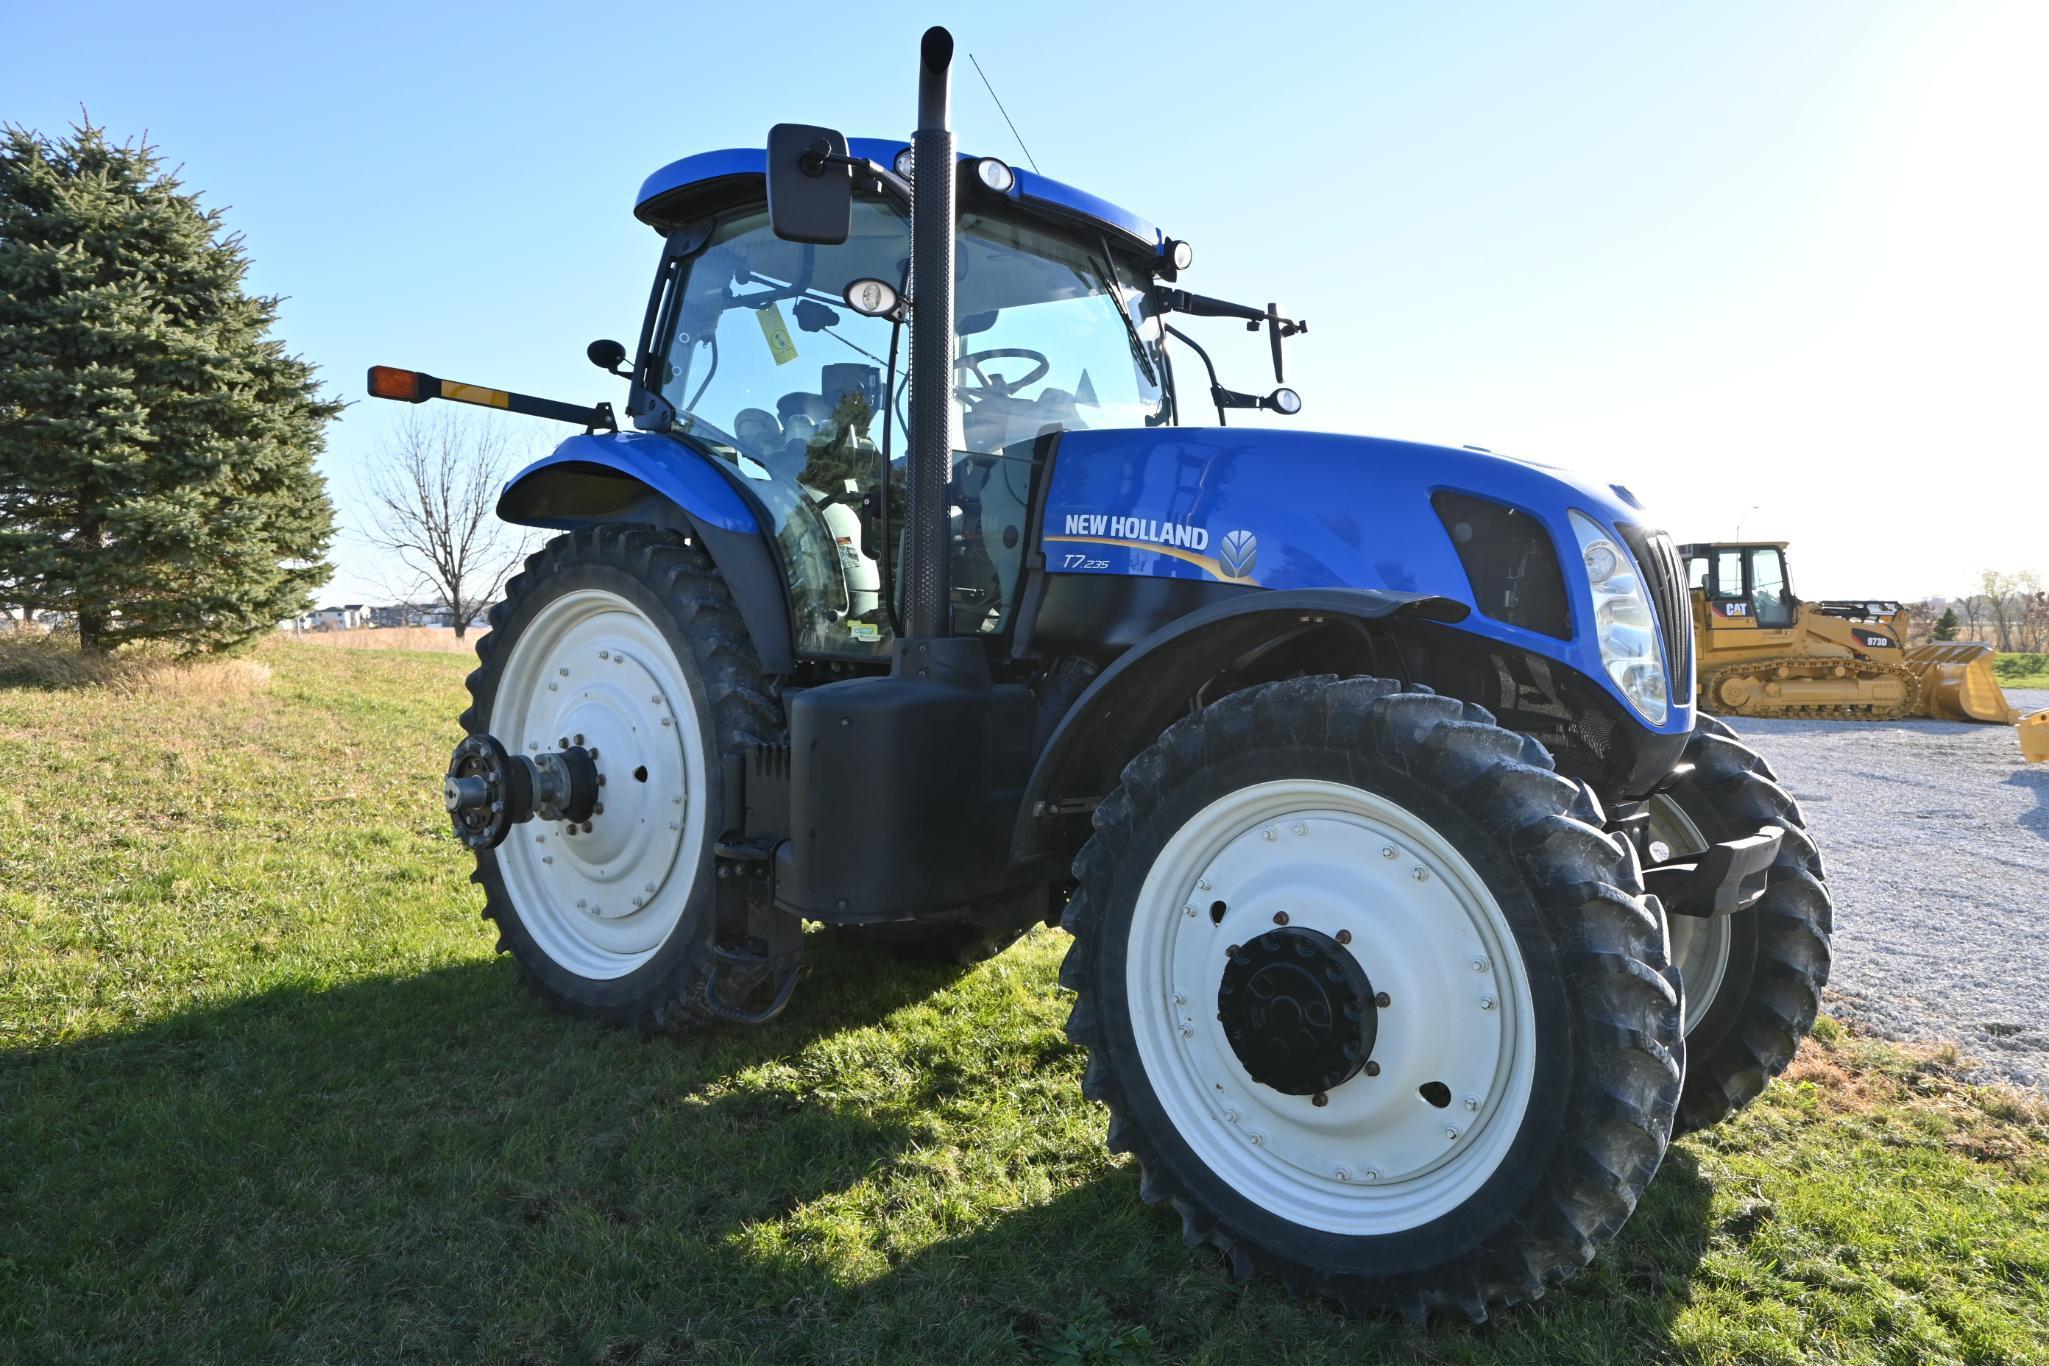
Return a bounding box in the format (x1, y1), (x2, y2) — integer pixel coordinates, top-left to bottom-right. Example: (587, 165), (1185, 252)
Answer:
(1682, 541), (2020, 723)
(368, 29), (1834, 1321)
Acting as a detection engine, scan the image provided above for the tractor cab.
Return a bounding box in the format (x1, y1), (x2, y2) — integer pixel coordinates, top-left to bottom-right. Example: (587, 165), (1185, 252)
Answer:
(632, 177), (1170, 656)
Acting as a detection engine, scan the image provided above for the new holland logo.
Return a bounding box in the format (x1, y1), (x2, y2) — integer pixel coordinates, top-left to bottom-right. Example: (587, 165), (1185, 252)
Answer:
(1218, 529), (1258, 579)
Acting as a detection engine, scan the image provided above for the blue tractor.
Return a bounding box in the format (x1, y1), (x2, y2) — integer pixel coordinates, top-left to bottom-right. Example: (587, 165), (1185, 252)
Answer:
(374, 28), (1829, 1321)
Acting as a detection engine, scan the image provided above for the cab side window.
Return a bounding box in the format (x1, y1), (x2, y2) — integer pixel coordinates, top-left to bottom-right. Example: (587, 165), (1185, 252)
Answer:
(1714, 551), (1744, 598)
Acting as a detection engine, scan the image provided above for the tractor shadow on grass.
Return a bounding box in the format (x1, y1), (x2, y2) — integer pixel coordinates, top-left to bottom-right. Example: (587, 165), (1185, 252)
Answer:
(3, 932), (1722, 1361)
(0, 933), (1016, 1359)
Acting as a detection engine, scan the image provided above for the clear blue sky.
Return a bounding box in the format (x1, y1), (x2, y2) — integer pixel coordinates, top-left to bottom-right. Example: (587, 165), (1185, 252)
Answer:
(7, 0), (2043, 604)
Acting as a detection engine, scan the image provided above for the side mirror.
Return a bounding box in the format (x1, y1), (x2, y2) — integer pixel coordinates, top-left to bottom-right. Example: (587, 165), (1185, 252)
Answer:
(586, 338), (629, 376)
(843, 278), (901, 319)
(767, 123), (852, 246)
(1262, 387), (1302, 415)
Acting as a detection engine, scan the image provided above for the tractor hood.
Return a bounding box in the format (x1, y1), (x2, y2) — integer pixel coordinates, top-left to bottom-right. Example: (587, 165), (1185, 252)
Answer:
(1038, 426), (1691, 734)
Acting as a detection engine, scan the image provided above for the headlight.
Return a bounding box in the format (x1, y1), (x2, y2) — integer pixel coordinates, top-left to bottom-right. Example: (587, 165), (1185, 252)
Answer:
(1569, 510), (1667, 724)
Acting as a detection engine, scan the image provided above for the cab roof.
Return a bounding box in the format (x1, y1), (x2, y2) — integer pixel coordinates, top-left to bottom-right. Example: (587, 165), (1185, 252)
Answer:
(1678, 541), (1790, 554)
(634, 138), (1164, 256)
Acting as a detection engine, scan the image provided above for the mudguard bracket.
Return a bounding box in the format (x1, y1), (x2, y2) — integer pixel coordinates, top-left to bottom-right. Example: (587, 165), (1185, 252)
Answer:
(1646, 826), (1783, 917)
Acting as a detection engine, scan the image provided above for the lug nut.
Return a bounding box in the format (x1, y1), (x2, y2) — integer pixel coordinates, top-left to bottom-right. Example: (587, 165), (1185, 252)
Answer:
(1272, 911), (1289, 925)
(558, 737), (569, 749)
(1364, 1060), (1381, 1077)
(1464, 1095), (1480, 1112)
(1412, 867), (1429, 881)
(1183, 905), (1196, 918)
(573, 733), (584, 745)
(1173, 991), (1187, 1005)
(1363, 1166), (1381, 1182)
(1263, 828), (1277, 842)
(1335, 929), (1352, 945)
(1381, 847), (1396, 860)
(1292, 822), (1307, 836)
(1480, 995), (1497, 1011)
(1375, 992), (1391, 1008)
(1197, 877), (1212, 891)
(1312, 1091), (1328, 1107)
(1336, 1166), (1353, 1182)
(1472, 957), (1489, 972)
(1224, 1108), (1241, 1123)
(1446, 1126), (1460, 1141)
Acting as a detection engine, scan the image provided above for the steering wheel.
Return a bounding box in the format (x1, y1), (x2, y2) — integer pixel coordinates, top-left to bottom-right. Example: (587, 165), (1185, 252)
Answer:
(954, 347), (1051, 401)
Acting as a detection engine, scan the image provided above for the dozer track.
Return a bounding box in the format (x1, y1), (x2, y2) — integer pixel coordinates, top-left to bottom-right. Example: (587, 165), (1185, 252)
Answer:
(1701, 656), (1923, 720)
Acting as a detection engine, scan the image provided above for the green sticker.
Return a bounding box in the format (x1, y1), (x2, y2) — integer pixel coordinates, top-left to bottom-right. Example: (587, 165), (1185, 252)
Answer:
(756, 303), (799, 366)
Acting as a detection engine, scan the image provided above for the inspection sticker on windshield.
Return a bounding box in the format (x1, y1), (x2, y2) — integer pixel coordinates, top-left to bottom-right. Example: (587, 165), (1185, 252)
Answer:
(756, 303), (799, 366)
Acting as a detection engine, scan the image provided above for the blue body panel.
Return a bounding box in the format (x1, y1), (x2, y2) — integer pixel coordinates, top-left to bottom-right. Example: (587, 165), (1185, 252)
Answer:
(498, 431), (758, 534)
(634, 139), (1164, 252)
(1040, 428), (1693, 737)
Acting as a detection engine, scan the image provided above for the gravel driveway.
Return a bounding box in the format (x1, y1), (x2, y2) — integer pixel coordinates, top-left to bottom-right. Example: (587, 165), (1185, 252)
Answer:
(1727, 688), (2049, 1090)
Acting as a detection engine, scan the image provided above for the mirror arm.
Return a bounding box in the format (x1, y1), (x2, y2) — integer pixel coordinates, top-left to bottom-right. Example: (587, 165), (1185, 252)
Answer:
(817, 153), (913, 208)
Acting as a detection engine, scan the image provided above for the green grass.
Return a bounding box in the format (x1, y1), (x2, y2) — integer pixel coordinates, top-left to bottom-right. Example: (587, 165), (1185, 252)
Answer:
(3, 641), (2046, 1363)
(1994, 654), (2049, 690)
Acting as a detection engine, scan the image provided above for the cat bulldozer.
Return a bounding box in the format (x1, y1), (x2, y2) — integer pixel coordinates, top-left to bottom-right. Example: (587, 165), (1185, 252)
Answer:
(1682, 541), (2019, 723)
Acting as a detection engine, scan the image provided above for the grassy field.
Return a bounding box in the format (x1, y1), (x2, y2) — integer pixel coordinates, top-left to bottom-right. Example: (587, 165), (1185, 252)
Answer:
(3, 641), (2046, 1364)
(1995, 654), (2049, 690)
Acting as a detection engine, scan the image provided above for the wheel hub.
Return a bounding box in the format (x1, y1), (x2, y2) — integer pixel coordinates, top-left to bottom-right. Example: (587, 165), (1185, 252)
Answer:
(1217, 926), (1376, 1095)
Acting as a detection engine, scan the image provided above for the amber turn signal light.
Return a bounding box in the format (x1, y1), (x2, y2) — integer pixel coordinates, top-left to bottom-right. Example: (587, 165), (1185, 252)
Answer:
(367, 366), (432, 402)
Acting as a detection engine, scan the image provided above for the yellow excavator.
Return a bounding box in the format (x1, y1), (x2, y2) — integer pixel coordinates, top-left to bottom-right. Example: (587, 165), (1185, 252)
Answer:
(1680, 541), (2021, 724)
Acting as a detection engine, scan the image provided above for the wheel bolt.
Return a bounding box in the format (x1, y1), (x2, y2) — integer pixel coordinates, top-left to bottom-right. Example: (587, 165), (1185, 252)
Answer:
(1480, 995), (1497, 1011)
(598, 651), (609, 660)
(1412, 867), (1429, 881)
(1363, 1166), (1381, 1182)
(1364, 1061), (1381, 1077)
(1173, 991), (1187, 1005)
(1381, 847), (1396, 859)
(1446, 1126), (1460, 1141)
(1312, 1091), (1328, 1107)
(1183, 905), (1196, 918)
(1272, 911), (1289, 925)
(1336, 1166), (1353, 1182)
(1375, 991), (1391, 1008)
(592, 803), (604, 816)
(1292, 823), (1307, 836)
(596, 774), (607, 787)
(1263, 828), (1277, 842)
(1179, 1026), (1192, 1038)
(1248, 1132), (1264, 1146)
(558, 737), (569, 749)
(557, 668), (568, 677)
(1464, 1095), (1480, 1112)
(573, 733), (585, 745)
(1472, 957), (1489, 972)
(1224, 1108), (1240, 1123)
(1198, 877), (1212, 891)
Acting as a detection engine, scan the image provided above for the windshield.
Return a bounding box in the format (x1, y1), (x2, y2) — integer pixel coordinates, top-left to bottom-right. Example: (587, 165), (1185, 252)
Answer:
(653, 196), (1167, 656)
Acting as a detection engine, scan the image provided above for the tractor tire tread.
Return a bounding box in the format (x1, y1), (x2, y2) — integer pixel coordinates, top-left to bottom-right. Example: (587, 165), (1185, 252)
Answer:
(1060, 675), (1683, 1322)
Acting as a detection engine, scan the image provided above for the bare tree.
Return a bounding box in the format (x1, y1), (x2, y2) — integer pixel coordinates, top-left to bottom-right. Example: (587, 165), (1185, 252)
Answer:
(363, 410), (533, 639)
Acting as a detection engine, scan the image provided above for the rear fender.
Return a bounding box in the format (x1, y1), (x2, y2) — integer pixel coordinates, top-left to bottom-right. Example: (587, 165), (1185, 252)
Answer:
(1011, 588), (1467, 865)
(498, 432), (793, 673)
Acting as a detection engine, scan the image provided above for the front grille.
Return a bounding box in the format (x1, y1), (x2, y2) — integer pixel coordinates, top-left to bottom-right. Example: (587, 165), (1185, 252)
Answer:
(1618, 524), (1693, 704)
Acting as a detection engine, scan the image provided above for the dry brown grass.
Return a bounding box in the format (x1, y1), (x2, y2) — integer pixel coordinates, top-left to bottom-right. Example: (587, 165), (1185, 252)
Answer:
(280, 626), (476, 654)
(0, 637), (271, 698)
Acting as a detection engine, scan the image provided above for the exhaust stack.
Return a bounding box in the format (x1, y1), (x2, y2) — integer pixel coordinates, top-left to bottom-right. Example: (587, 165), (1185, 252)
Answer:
(904, 25), (956, 640)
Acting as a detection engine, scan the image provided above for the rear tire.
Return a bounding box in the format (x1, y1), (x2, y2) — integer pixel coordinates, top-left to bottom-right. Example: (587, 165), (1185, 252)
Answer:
(1656, 715), (1831, 1133)
(461, 524), (779, 1031)
(1060, 677), (1683, 1322)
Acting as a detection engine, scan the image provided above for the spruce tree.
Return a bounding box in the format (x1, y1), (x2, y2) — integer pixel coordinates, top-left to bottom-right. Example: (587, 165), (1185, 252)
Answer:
(0, 122), (338, 653)
(1932, 607), (1961, 641)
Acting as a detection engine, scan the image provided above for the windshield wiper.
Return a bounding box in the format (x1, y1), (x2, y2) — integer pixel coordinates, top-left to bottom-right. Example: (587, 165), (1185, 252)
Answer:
(1091, 233), (1159, 389)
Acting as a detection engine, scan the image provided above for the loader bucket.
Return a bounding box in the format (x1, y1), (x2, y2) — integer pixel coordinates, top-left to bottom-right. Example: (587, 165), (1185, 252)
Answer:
(1904, 643), (2021, 724)
(2023, 710), (2049, 763)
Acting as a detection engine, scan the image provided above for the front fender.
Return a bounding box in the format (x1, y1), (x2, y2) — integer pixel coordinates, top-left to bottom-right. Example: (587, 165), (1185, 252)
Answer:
(497, 431), (793, 673)
(1011, 587), (1467, 865)
(498, 431), (758, 533)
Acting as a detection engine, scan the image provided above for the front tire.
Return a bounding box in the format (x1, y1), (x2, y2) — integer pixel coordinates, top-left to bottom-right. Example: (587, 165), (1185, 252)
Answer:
(1654, 715), (1831, 1133)
(461, 524), (779, 1031)
(1060, 677), (1683, 1322)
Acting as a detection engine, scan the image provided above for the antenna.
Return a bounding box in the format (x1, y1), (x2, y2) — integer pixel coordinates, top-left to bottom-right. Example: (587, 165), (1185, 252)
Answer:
(968, 52), (1041, 174)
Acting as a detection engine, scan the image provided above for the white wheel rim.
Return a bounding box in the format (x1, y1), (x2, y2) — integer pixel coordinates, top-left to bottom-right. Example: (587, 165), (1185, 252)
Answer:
(1126, 779), (1538, 1236)
(490, 588), (706, 980)
(1649, 794), (1731, 1036)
